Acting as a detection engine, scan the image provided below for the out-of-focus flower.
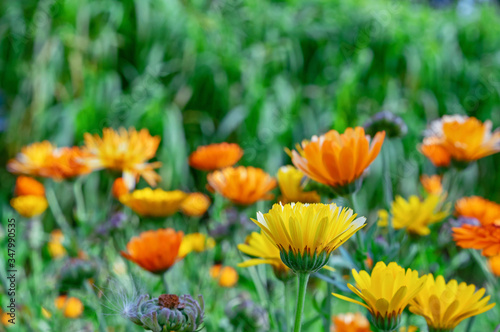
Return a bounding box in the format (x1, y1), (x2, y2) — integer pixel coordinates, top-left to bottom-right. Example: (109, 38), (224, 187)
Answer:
(41, 307), (52, 319)
(225, 293), (269, 331)
(277, 165), (320, 204)
(14, 176), (45, 196)
(455, 196), (500, 226)
(488, 255), (500, 276)
(207, 166), (276, 205)
(96, 212), (127, 237)
(210, 265), (238, 287)
(58, 259), (97, 292)
(189, 142), (243, 171)
(1, 310), (14, 326)
(10, 195), (48, 218)
(399, 327), (418, 332)
(290, 127), (385, 193)
(333, 262), (427, 332)
(420, 174), (443, 195)
(452, 224), (500, 256)
(180, 192), (211, 216)
(119, 188), (187, 217)
(121, 229), (184, 274)
(84, 128), (161, 187)
(48, 230), (66, 258)
(54, 296), (83, 318)
(331, 312), (370, 332)
(112, 177), (130, 199)
(364, 110), (408, 138)
(409, 274), (495, 331)
(122, 293), (204, 332)
(377, 194), (449, 236)
(7, 142), (92, 179)
(178, 233), (215, 258)
(253, 203), (365, 273)
(420, 115), (500, 166)
(238, 232), (291, 281)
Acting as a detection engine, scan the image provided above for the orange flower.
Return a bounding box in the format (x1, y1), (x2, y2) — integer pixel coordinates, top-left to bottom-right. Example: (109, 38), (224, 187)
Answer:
(420, 137), (451, 167)
(488, 255), (500, 276)
(420, 174), (442, 195)
(290, 127), (385, 188)
(84, 128), (161, 187)
(121, 229), (184, 274)
(210, 264), (238, 287)
(189, 143), (243, 171)
(54, 296), (83, 318)
(455, 196), (500, 226)
(53, 147), (93, 178)
(112, 178), (130, 199)
(14, 176), (45, 197)
(332, 312), (371, 332)
(207, 166), (276, 205)
(452, 224), (500, 256)
(180, 192), (211, 216)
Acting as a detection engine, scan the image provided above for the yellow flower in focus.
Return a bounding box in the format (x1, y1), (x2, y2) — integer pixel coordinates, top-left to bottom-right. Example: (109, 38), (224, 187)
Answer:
(207, 166), (276, 205)
(420, 175), (443, 195)
(378, 195), (449, 236)
(455, 196), (500, 226)
(252, 203), (365, 273)
(189, 142), (243, 171)
(54, 296), (84, 318)
(210, 264), (238, 287)
(84, 128), (161, 186)
(178, 233), (215, 258)
(119, 188), (187, 217)
(180, 192), (211, 216)
(10, 195), (48, 218)
(488, 255), (500, 276)
(333, 262), (427, 331)
(331, 312), (370, 332)
(409, 274), (495, 330)
(277, 165), (320, 204)
(48, 230), (66, 258)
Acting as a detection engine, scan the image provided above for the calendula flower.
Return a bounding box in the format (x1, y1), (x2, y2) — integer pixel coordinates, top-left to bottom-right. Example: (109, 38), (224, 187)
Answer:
(48, 230), (66, 258)
(277, 165), (320, 204)
(84, 128), (161, 186)
(238, 231), (291, 281)
(455, 196), (500, 226)
(178, 233), (215, 258)
(121, 229), (184, 274)
(14, 176), (45, 196)
(290, 127), (385, 193)
(10, 195), (48, 218)
(210, 265), (239, 287)
(420, 137), (452, 167)
(420, 115), (500, 166)
(409, 274), (495, 331)
(189, 142), (243, 171)
(331, 312), (370, 332)
(420, 175), (443, 195)
(488, 255), (500, 276)
(207, 166), (276, 205)
(119, 188), (188, 217)
(54, 296), (84, 318)
(377, 194), (449, 236)
(333, 262), (427, 332)
(452, 224), (500, 256)
(180, 192), (211, 216)
(112, 177), (130, 199)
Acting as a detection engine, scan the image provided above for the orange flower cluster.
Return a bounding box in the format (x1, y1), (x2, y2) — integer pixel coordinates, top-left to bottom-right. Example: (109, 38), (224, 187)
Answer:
(189, 142), (243, 171)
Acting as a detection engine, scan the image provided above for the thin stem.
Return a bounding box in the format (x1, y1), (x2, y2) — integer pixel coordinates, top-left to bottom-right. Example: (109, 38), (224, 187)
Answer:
(348, 193), (365, 253)
(46, 184), (73, 236)
(322, 282), (333, 332)
(464, 316), (475, 332)
(293, 273), (310, 332)
(73, 177), (87, 222)
(283, 280), (290, 332)
(162, 271), (169, 293)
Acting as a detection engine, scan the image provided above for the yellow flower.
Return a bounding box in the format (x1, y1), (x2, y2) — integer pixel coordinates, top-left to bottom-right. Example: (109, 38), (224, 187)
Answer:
(119, 188), (188, 217)
(10, 195), (48, 218)
(409, 274), (495, 331)
(180, 192), (211, 216)
(84, 127), (161, 187)
(210, 264), (239, 287)
(420, 175), (443, 195)
(333, 262), (427, 331)
(54, 296), (84, 318)
(378, 195), (449, 236)
(48, 230), (66, 259)
(252, 203), (365, 273)
(178, 233), (215, 257)
(277, 166), (320, 204)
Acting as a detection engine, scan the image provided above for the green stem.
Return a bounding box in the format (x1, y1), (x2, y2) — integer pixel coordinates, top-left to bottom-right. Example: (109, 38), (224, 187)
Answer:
(162, 271), (169, 293)
(293, 273), (310, 332)
(348, 193), (365, 253)
(464, 316), (475, 332)
(46, 184), (73, 236)
(323, 282), (333, 332)
(283, 280), (290, 332)
(73, 177), (87, 222)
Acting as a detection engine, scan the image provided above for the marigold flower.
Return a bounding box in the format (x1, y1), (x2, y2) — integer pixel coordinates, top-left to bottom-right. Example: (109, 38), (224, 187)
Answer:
(290, 127), (385, 191)
(455, 196), (500, 226)
(331, 312), (370, 332)
(333, 262), (427, 332)
(84, 127), (161, 186)
(189, 142), (243, 171)
(14, 176), (45, 197)
(420, 174), (443, 195)
(488, 255), (500, 276)
(210, 264), (238, 287)
(277, 165), (320, 204)
(178, 233), (215, 258)
(10, 195), (48, 218)
(253, 203), (365, 273)
(112, 177), (130, 199)
(207, 166), (276, 205)
(119, 188), (188, 217)
(54, 296), (83, 318)
(48, 230), (66, 258)
(180, 192), (211, 216)
(121, 228), (184, 274)
(452, 224), (500, 256)
(238, 232), (291, 281)
(420, 137), (451, 167)
(377, 194), (449, 236)
(409, 274), (495, 331)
